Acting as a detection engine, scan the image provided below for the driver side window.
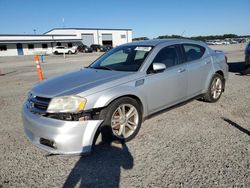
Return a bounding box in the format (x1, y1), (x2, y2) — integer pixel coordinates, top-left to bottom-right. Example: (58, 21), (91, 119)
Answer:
(153, 45), (180, 67)
(147, 45), (180, 74)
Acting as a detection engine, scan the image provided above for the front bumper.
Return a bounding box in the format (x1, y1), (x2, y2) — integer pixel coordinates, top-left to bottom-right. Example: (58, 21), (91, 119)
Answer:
(22, 104), (103, 155)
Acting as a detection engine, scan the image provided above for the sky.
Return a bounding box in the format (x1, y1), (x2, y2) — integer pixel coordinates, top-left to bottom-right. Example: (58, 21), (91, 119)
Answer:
(0, 0), (249, 38)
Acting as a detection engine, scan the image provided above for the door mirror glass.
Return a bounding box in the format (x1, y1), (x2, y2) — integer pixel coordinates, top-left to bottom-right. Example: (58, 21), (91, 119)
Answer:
(153, 63), (166, 72)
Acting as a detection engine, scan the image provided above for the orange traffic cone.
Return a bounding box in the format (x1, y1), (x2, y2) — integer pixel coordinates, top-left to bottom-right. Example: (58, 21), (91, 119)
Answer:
(34, 54), (43, 81)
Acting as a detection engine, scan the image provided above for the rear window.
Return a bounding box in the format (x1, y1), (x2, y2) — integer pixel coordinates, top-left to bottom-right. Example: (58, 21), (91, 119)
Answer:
(183, 44), (206, 62)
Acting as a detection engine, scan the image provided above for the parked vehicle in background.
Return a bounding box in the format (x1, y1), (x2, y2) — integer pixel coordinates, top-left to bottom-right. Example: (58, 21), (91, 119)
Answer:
(52, 46), (77, 55)
(22, 39), (228, 155)
(239, 39), (247, 43)
(214, 40), (224, 45)
(206, 41), (216, 45)
(90, 44), (109, 52)
(229, 39), (238, 44)
(241, 42), (250, 75)
(245, 42), (250, 65)
(206, 40), (229, 45)
(221, 40), (230, 45)
(104, 45), (113, 51)
(77, 44), (93, 53)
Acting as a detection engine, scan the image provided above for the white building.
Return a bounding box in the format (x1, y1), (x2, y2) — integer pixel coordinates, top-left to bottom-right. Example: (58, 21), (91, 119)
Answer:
(45, 28), (132, 47)
(0, 28), (132, 56)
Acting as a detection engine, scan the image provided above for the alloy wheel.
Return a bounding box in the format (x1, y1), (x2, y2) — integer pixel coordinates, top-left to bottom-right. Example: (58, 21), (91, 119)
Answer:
(111, 104), (139, 139)
(211, 77), (222, 99)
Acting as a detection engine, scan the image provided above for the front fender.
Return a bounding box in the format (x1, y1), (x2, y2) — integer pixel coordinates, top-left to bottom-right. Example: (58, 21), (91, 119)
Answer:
(83, 82), (148, 118)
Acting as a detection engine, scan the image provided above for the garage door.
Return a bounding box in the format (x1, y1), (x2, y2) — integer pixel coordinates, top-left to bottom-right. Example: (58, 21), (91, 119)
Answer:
(102, 34), (113, 46)
(81, 34), (94, 46)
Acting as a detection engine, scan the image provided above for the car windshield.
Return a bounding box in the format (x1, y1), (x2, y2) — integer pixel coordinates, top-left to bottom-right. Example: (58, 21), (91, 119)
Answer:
(89, 45), (153, 72)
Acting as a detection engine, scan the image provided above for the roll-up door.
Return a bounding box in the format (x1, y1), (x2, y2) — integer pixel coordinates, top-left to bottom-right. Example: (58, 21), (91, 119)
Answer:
(102, 34), (113, 46)
(81, 34), (94, 46)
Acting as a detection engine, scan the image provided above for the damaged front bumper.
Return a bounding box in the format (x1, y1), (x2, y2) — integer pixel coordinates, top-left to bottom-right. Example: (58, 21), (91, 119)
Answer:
(22, 104), (103, 155)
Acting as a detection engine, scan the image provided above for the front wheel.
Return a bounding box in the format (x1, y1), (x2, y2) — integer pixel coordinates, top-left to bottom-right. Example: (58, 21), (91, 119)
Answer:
(203, 73), (224, 102)
(100, 97), (142, 142)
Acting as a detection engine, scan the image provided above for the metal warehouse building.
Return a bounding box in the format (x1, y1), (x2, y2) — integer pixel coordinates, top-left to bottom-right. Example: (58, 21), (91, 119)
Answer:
(0, 28), (132, 56)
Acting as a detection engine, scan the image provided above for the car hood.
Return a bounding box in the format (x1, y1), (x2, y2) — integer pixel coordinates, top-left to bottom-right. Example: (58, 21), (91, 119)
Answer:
(32, 68), (135, 98)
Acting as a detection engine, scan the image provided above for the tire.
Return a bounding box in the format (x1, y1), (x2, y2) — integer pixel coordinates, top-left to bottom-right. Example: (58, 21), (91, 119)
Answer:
(99, 97), (142, 143)
(203, 73), (224, 103)
(68, 51), (72, 54)
(54, 51), (58, 55)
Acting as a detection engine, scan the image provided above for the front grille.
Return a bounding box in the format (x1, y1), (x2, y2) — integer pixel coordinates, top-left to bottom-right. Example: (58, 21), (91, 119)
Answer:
(27, 95), (51, 114)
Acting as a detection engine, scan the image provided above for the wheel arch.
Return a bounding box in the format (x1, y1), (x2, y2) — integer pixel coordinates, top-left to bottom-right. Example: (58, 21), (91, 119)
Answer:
(215, 70), (224, 77)
(87, 86), (148, 118)
(98, 94), (145, 117)
(107, 94), (144, 114)
(203, 68), (225, 94)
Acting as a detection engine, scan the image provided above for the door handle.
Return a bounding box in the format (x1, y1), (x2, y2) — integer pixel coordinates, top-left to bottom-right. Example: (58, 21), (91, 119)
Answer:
(178, 68), (186, 73)
(205, 60), (211, 64)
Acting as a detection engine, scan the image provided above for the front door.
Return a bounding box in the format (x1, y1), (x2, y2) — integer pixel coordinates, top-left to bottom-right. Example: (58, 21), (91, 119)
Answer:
(144, 45), (188, 114)
(16, 43), (24, 55)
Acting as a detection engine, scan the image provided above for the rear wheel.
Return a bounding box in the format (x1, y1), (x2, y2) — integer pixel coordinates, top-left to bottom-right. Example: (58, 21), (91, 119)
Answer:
(100, 97), (142, 142)
(203, 73), (223, 102)
(68, 51), (72, 54)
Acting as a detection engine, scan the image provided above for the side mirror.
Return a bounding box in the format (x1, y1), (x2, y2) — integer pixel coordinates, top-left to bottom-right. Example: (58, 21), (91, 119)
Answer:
(153, 63), (166, 72)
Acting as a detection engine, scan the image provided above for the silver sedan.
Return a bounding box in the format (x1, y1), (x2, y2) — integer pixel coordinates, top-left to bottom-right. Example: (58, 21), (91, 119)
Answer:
(22, 39), (228, 154)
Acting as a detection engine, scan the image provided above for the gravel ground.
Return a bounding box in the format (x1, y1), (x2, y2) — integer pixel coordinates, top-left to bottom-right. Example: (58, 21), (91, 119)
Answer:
(0, 44), (249, 188)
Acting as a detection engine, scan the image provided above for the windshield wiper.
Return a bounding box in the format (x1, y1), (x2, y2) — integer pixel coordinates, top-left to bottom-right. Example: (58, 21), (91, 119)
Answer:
(90, 66), (113, 71)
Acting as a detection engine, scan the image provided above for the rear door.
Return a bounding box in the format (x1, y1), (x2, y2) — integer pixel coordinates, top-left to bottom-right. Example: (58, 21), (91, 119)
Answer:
(182, 44), (211, 97)
(144, 45), (188, 113)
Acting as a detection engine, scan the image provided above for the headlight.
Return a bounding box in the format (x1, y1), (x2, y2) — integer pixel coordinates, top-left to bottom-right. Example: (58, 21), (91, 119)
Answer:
(47, 96), (87, 113)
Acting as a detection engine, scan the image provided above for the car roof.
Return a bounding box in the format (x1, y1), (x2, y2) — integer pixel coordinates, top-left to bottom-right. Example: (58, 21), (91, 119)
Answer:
(125, 39), (205, 47)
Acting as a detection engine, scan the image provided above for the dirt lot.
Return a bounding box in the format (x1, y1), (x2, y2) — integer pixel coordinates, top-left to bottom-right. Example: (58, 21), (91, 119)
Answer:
(0, 44), (249, 187)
